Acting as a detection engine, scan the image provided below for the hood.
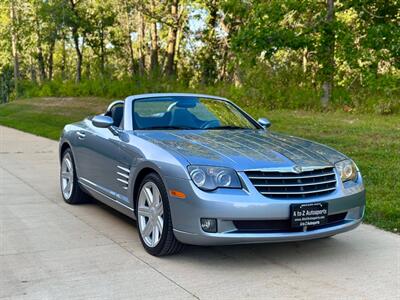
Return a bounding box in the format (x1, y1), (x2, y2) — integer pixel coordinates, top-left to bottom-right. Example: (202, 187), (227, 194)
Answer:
(134, 130), (347, 171)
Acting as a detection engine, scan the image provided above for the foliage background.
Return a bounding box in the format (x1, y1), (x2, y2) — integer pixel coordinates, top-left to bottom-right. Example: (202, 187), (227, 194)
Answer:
(0, 0), (399, 112)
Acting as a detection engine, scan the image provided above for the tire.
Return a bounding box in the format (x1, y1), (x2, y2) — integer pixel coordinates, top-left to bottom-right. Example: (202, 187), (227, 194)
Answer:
(60, 149), (87, 204)
(135, 173), (184, 256)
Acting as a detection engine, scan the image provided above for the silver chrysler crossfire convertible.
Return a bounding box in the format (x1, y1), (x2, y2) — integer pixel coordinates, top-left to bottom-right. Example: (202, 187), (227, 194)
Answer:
(59, 93), (365, 256)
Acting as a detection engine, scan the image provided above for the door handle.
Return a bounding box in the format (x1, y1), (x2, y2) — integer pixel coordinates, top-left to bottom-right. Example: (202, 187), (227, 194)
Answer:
(77, 131), (86, 139)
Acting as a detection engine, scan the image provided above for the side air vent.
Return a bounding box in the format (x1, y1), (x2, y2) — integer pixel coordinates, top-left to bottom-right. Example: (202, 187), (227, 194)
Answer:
(117, 165), (130, 190)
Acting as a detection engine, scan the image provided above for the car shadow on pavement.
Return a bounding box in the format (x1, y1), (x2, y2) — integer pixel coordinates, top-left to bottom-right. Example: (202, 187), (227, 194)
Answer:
(87, 198), (361, 269)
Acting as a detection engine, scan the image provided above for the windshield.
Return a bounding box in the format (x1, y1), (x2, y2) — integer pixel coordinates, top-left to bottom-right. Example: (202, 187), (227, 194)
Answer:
(132, 96), (259, 130)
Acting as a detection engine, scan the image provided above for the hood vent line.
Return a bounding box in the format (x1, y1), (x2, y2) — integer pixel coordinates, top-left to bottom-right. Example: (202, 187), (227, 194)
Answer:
(235, 132), (316, 162)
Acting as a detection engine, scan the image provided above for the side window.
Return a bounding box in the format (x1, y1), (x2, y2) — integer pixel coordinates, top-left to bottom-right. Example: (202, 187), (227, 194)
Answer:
(134, 100), (175, 117)
(111, 105), (124, 128)
(105, 102), (124, 128)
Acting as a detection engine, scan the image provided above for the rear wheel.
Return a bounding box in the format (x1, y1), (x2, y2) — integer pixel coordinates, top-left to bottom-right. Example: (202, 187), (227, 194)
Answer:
(136, 173), (184, 256)
(60, 149), (87, 204)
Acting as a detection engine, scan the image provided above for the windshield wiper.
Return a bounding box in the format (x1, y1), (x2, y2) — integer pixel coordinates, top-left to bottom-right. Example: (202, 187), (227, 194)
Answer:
(207, 125), (250, 130)
(141, 126), (197, 130)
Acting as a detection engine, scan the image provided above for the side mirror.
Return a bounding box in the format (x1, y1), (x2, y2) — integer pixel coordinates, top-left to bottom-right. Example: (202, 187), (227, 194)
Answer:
(258, 117), (271, 129)
(92, 115), (114, 128)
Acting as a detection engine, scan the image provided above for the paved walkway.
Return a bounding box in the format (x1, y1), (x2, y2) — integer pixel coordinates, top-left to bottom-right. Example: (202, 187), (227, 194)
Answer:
(0, 126), (399, 299)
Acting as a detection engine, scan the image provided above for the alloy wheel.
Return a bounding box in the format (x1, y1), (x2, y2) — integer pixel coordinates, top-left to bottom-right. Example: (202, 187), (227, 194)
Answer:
(138, 181), (164, 247)
(61, 153), (74, 199)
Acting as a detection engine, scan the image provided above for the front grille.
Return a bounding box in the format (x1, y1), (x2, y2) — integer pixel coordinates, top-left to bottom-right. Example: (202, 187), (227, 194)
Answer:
(233, 212), (347, 233)
(245, 167), (337, 199)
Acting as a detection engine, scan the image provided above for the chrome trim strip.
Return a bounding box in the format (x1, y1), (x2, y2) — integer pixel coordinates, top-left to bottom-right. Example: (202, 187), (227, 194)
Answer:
(117, 165), (130, 173)
(246, 166), (333, 173)
(106, 100), (124, 114)
(117, 172), (129, 179)
(131, 93), (228, 101)
(248, 172), (335, 180)
(79, 180), (133, 211)
(80, 177), (98, 186)
(254, 179), (337, 187)
(261, 187), (336, 195)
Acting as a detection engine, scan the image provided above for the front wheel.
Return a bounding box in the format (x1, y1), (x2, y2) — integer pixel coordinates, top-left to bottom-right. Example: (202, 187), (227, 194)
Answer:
(136, 173), (184, 256)
(60, 149), (87, 204)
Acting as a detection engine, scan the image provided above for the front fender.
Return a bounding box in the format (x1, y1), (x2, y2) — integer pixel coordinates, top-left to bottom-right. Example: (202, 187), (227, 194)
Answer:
(127, 158), (191, 208)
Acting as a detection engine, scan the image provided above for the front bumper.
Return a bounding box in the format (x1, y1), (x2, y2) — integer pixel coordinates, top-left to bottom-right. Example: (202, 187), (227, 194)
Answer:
(173, 218), (362, 246)
(165, 171), (366, 246)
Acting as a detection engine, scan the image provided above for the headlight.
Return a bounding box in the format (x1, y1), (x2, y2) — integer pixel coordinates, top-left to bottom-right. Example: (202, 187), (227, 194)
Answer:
(188, 165), (241, 191)
(335, 159), (358, 182)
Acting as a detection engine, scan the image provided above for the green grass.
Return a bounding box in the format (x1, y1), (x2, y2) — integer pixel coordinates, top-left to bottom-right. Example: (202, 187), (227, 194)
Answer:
(0, 97), (399, 232)
(0, 97), (110, 139)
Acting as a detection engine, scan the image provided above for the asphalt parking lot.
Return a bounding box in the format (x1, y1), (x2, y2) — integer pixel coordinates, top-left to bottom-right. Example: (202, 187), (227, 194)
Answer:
(0, 125), (399, 299)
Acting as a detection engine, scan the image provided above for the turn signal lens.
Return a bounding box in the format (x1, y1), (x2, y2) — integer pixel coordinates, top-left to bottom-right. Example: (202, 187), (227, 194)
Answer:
(169, 190), (186, 199)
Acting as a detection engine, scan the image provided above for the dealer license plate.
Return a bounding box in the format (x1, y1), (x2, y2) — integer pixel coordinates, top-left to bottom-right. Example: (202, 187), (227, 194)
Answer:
(290, 202), (328, 227)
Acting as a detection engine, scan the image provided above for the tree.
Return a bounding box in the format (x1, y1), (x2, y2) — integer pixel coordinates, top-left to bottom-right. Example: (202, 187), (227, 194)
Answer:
(165, 0), (179, 76)
(138, 11), (146, 75)
(320, 0), (335, 108)
(85, 1), (116, 76)
(119, 0), (137, 76)
(149, 0), (159, 72)
(33, 0), (47, 82)
(9, 0), (20, 94)
(198, 0), (220, 84)
(67, 0), (84, 82)
(0, 0), (398, 109)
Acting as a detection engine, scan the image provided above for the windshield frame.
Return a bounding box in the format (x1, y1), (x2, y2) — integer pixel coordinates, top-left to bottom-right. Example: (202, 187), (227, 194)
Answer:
(130, 96), (263, 131)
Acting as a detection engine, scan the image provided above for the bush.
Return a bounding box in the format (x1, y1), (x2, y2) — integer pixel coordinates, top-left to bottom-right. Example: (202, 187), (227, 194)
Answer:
(16, 71), (399, 114)
(0, 65), (13, 103)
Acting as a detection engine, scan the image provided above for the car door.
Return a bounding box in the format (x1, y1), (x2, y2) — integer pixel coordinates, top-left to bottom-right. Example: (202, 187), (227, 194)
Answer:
(76, 122), (123, 199)
(71, 119), (94, 181)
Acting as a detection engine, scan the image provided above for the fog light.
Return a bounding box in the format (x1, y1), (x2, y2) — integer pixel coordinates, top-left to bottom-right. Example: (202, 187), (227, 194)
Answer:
(200, 218), (217, 233)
